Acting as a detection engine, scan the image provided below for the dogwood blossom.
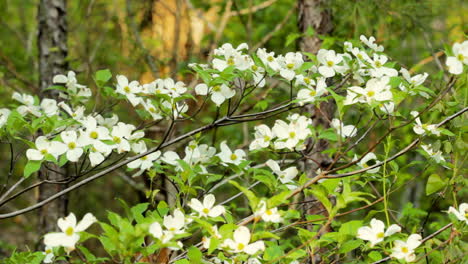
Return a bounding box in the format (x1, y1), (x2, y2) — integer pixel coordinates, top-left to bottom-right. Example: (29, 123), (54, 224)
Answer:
(223, 226), (265, 255)
(43, 213), (96, 251)
(59, 102), (85, 120)
(217, 141), (246, 166)
(26, 136), (66, 161)
(330, 118), (357, 138)
(368, 54), (398, 77)
(277, 52), (303, 80)
(78, 116), (111, 146)
(163, 78), (187, 98)
(0, 108), (11, 128)
(163, 209), (186, 236)
(421, 144), (445, 163)
(42, 246), (54, 263)
(357, 218), (401, 247)
(344, 77), (392, 105)
(88, 141), (113, 167)
(317, 49), (345, 77)
(446, 40), (468, 75)
(209, 84), (236, 106)
(257, 48), (280, 71)
(142, 99), (163, 120)
(40, 99), (59, 116)
(184, 141), (216, 165)
(356, 152), (380, 173)
(399, 68), (428, 90)
(127, 150), (161, 172)
(360, 35), (384, 52)
(447, 203), (468, 224)
(391, 234), (422, 262)
(266, 159), (298, 189)
(249, 124), (274, 150)
(12, 92), (41, 117)
(296, 77), (327, 105)
(212, 43), (251, 71)
(116, 75), (142, 106)
(53, 71), (91, 98)
(110, 122), (135, 153)
(189, 194), (225, 218)
(272, 116), (311, 150)
(410, 111), (440, 136)
(60, 131), (84, 162)
(254, 200), (282, 223)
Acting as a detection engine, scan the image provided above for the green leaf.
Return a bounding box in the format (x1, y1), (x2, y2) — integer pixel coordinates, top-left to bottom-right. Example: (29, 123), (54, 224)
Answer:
(285, 33), (302, 47)
(24, 160), (42, 178)
(368, 251), (382, 261)
(426, 174), (446, 195)
(187, 246), (202, 264)
(95, 69), (112, 86)
(229, 180), (259, 208)
(131, 203), (149, 224)
(339, 239), (362, 253)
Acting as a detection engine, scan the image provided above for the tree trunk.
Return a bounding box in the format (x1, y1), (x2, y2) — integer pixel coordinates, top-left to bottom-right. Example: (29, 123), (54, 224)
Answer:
(298, 0), (334, 262)
(37, 0), (68, 236)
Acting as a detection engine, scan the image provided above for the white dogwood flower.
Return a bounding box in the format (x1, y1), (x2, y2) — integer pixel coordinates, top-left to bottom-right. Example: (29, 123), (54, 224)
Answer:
(127, 150), (161, 171)
(360, 35), (384, 52)
(277, 52), (303, 81)
(43, 213), (96, 251)
(331, 118), (357, 138)
(447, 203), (468, 224)
(217, 141), (246, 166)
(210, 84), (236, 106)
(88, 140), (113, 167)
(110, 122), (135, 153)
(12, 92), (41, 117)
(391, 234), (422, 262)
(410, 111), (440, 136)
(189, 194), (225, 218)
(60, 131), (84, 162)
(266, 159), (298, 189)
(26, 136), (66, 161)
(249, 124), (274, 150)
(356, 152), (380, 173)
(116, 75), (142, 106)
(42, 246), (54, 263)
(40, 99), (59, 116)
(345, 77), (392, 105)
(0, 108), (11, 128)
(164, 209), (186, 235)
(254, 200), (282, 223)
(79, 116), (111, 146)
(201, 226), (222, 249)
(357, 218), (401, 247)
(257, 48), (280, 71)
(163, 78), (187, 98)
(272, 119), (310, 150)
(297, 77), (327, 105)
(368, 54), (398, 78)
(317, 49), (345, 78)
(421, 144), (445, 163)
(446, 40), (468, 75)
(224, 226), (265, 255)
(149, 222), (174, 244)
(141, 99), (163, 120)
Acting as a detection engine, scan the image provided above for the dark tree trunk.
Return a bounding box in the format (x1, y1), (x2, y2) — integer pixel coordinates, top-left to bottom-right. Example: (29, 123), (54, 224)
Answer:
(37, 0), (68, 236)
(298, 0), (334, 262)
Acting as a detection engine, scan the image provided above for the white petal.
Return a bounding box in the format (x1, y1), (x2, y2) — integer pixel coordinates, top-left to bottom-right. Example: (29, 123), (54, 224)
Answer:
(75, 213), (97, 232)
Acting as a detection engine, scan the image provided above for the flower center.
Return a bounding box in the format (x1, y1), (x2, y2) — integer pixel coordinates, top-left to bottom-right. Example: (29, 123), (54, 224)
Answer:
(149, 107), (156, 113)
(65, 227), (74, 236)
(401, 246), (409, 253)
(263, 135), (271, 142)
(124, 86), (131, 93)
(227, 57), (235, 65)
(267, 56), (274, 62)
(304, 77), (311, 84)
(377, 232), (385, 238)
(357, 53), (363, 59)
(212, 85), (221, 92)
(375, 61), (382, 68)
(367, 91), (375, 97)
(169, 227), (176, 231)
(40, 149), (48, 155)
(141, 156), (148, 161)
(90, 131), (98, 139)
(237, 243), (245, 251)
(289, 131), (296, 138)
(286, 63), (295, 70)
(68, 142), (76, 149)
(113, 136), (121, 143)
(266, 209), (273, 216)
(202, 208), (210, 214)
(45, 249), (52, 254)
(251, 65), (258, 71)
(457, 54), (464, 61)
(230, 153), (238, 160)
(309, 90), (316, 96)
(327, 61), (334, 67)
